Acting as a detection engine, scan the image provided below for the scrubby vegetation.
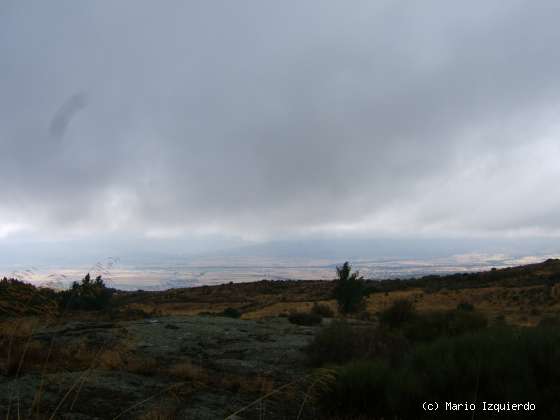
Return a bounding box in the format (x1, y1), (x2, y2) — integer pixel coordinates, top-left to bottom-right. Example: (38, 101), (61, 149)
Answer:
(59, 273), (113, 310)
(318, 326), (560, 418)
(306, 295), (559, 418)
(378, 299), (416, 328)
(288, 311), (322, 326)
(457, 301), (475, 311)
(220, 307), (242, 318)
(305, 320), (407, 367)
(378, 300), (488, 342)
(404, 309), (487, 342)
(311, 302), (335, 317)
(0, 277), (58, 317)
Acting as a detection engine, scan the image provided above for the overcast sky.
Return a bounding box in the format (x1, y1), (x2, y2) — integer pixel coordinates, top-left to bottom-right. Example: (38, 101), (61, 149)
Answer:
(2, 1), (560, 256)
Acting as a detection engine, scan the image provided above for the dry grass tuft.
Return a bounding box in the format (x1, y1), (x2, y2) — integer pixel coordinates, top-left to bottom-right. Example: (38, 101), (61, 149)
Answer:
(97, 348), (160, 376)
(0, 317), (50, 376)
(167, 360), (207, 382)
(137, 403), (179, 420)
(220, 374), (275, 395)
(97, 348), (126, 370)
(1, 338), (48, 376)
(0, 317), (39, 337)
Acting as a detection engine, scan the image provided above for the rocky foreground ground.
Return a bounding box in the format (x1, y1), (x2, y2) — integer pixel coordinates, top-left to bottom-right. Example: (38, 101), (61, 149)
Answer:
(0, 314), (322, 419)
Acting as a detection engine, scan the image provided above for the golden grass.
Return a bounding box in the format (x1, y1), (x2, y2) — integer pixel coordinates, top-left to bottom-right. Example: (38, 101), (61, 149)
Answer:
(96, 345), (209, 383)
(124, 355), (160, 376)
(217, 373), (276, 397)
(242, 300), (338, 319)
(137, 404), (179, 420)
(192, 282), (556, 328)
(362, 284), (560, 327)
(0, 317), (39, 337)
(119, 283), (560, 328)
(0, 317), (48, 376)
(97, 347), (160, 376)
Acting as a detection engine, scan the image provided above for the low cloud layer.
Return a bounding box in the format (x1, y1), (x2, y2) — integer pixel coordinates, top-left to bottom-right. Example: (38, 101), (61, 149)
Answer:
(2, 1), (560, 244)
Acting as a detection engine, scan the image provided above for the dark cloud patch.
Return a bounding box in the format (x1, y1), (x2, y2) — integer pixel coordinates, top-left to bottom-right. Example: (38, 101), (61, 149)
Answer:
(49, 92), (88, 139)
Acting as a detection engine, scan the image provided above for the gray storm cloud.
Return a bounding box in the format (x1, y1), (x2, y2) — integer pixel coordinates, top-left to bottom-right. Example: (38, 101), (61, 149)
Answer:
(1, 0), (560, 241)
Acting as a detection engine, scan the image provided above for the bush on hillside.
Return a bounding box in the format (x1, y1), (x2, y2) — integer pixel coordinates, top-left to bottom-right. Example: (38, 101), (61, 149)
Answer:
(311, 302), (335, 318)
(59, 273), (113, 310)
(403, 309), (487, 342)
(318, 326), (560, 418)
(379, 300), (487, 342)
(288, 311), (322, 326)
(305, 321), (408, 367)
(378, 299), (416, 328)
(221, 307), (242, 318)
(538, 316), (560, 327)
(456, 301), (475, 311)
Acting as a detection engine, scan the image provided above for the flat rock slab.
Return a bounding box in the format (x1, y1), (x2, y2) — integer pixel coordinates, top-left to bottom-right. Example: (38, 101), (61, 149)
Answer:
(123, 316), (314, 377)
(1, 315), (319, 419)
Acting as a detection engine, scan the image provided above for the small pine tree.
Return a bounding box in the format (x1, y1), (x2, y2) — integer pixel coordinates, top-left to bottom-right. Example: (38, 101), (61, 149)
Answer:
(334, 262), (365, 314)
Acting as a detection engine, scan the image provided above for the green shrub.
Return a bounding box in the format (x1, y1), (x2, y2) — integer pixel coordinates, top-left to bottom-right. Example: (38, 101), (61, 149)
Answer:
(59, 273), (113, 311)
(305, 321), (408, 367)
(378, 299), (416, 328)
(445, 309), (487, 335)
(379, 299), (487, 342)
(306, 321), (356, 366)
(311, 302), (335, 318)
(404, 309), (487, 342)
(494, 314), (506, 324)
(221, 307), (242, 318)
(318, 326), (560, 418)
(288, 311), (322, 326)
(538, 316), (560, 327)
(456, 301), (474, 311)
(356, 310), (373, 321)
(333, 262), (365, 314)
(318, 360), (391, 416)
